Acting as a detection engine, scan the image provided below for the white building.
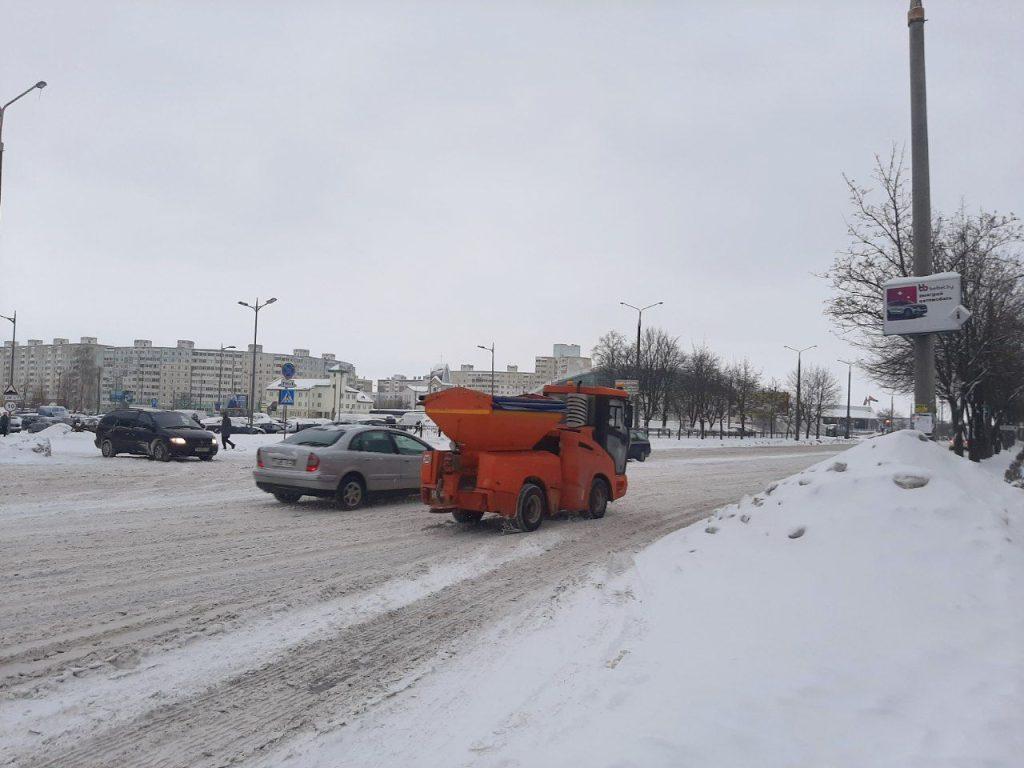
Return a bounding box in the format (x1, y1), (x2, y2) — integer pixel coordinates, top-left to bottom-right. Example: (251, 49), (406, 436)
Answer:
(448, 343), (592, 397)
(265, 368), (372, 419)
(820, 405), (880, 434)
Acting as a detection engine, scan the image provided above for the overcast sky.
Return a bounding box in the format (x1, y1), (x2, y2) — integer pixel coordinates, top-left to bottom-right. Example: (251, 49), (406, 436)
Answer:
(2, 1), (1021, 413)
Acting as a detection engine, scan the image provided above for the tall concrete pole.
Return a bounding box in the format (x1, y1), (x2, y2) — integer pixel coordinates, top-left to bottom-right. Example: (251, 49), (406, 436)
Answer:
(908, 0), (936, 419)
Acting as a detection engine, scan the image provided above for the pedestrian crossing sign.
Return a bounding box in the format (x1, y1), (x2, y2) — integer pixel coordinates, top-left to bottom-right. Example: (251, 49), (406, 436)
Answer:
(279, 388), (295, 406)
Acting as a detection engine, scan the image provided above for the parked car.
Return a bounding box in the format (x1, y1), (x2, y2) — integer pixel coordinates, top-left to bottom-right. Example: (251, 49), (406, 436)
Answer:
(20, 414), (59, 433)
(37, 405), (71, 421)
(95, 408), (219, 461)
(253, 425), (433, 509)
(628, 429), (651, 462)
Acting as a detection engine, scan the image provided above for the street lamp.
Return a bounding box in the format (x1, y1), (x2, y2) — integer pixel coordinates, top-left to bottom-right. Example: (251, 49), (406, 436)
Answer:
(477, 343), (495, 397)
(238, 297), (277, 427)
(0, 81), (47, 217)
(784, 344), (816, 441)
(217, 344), (236, 412)
(838, 359), (855, 439)
(620, 301), (663, 378)
(1, 310), (15, 388)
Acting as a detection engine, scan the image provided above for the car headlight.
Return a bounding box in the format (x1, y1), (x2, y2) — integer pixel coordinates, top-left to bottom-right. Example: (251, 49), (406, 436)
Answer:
(169, 437), (186, 445)
(211, 438), (217, 445)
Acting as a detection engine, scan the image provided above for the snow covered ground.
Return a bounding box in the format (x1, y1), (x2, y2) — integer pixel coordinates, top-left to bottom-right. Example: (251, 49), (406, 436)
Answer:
(648, 433), (856, 451)
(0, 436), (843, 767)
(264, 431), (1023, 768)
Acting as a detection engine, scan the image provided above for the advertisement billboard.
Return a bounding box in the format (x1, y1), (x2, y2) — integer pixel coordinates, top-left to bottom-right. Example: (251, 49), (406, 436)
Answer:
(882, 272), (969, 336)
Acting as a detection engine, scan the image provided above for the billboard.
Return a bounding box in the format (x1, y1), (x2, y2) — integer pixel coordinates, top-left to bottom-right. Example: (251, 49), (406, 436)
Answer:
(882, 272), (969, 336)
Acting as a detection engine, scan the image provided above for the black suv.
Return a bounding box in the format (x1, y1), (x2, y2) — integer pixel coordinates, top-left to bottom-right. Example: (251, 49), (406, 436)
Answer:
(95, 408), (219, 461)
(627, 429), (651, 462)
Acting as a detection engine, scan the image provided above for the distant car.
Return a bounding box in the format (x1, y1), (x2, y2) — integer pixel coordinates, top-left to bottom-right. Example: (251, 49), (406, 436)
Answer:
(95, 408), (219, 461)
(253, 425), (433, 509)
(887, 299), (928, 321)
(628, 429), (651, 462)
(21, 414), (59, 433)
(37, 405), (71, 420)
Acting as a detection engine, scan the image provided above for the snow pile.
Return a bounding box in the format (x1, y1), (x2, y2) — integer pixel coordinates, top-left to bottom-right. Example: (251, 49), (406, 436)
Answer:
(0, 423), (73, 460)
(276, 430), (1023, 768)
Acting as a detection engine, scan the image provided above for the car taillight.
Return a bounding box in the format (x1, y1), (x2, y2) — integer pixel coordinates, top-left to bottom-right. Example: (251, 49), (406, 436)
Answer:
(257, 448), (264, 468)
(306, 453), (320, 472)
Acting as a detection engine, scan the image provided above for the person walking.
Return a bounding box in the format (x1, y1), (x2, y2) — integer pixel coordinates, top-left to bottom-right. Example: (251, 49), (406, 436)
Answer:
(220, 412), (236, 450)
(0, 410), (9, 437)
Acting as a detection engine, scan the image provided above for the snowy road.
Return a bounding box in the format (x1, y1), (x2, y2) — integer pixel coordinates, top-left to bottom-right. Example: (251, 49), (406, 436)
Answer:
(1, 438), (844, 768)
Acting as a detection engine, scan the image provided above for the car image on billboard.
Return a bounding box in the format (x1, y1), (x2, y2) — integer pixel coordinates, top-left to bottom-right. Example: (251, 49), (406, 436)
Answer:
(886, 285), (928, 321)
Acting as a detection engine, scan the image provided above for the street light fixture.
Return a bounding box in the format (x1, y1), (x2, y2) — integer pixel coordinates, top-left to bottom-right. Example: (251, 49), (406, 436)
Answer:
(620, 301), (663, 379)
(477, 343), (495, 397)
(1, 310), (15, 388)
(0, 80), (47, 217)
(784, 344), (817, 441)
(217, 344), (236, 413)
(238, 298), (277, 427)
(838, 359), (855, 439)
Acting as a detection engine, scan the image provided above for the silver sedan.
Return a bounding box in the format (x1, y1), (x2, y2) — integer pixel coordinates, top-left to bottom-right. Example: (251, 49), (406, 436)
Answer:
(253, 425), (433, 509)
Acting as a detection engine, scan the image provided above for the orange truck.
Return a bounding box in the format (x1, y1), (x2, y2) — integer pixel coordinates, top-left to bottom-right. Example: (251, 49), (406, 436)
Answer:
(419, 383), (631, 531)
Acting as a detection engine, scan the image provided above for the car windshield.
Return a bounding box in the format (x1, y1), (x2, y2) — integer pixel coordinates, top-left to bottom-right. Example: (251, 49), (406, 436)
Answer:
(152, 412), (197, 428)
(283, 427), (346, 446)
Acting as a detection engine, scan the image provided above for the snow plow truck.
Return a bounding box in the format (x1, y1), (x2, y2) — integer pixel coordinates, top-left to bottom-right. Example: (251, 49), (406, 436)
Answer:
(419, 383), (631, 531)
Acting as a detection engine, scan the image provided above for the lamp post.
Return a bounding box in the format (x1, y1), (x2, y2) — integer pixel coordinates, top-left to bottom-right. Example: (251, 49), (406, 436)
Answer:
(838, 359), (854, 439)
(217, 344), (236, 412)
(620, 301), (663, 379)
(477, 343), (495, 397)
(238, 297), (277, 427)
(0, 80), (47, 219)
(784, 344), (816, 441)
(1, 310), (15, 387)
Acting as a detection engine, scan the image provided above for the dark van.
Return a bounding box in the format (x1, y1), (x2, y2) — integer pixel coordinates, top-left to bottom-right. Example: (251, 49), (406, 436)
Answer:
(95, 408), (219, 461)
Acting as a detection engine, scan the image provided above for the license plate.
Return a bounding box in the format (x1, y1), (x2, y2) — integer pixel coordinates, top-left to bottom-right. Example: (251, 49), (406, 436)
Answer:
(195, 446), (210, 453)
(272, 458), (294, 467)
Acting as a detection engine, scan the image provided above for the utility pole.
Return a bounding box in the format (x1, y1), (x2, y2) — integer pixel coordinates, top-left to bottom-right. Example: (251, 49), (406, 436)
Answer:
(238, 298), (277, 427)
(838, 359), (854, 439)
(785, 345), (816, 441)
(908, 0), (936, 424)
(1, 310), (15, 387)
(217, 344), (235, 412)
(477, 343), (495, 397)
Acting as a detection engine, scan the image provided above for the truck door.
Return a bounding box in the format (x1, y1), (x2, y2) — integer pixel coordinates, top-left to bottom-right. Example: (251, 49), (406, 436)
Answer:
(595, 397), (629, 475)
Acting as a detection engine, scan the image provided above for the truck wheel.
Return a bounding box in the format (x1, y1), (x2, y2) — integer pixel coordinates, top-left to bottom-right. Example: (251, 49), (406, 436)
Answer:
(336, 474), (366, 510)
(582, 478), (609, 520)
(101, 439), (116, 458)
(152, 441), (171, 462)
(514, 483), (545, 532)
(452, 510), (484, 524)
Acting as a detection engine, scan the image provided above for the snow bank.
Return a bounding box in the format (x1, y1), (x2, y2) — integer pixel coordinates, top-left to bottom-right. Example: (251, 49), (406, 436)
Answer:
(274, 431), (1023, 768)
(0, 424), (73, 461)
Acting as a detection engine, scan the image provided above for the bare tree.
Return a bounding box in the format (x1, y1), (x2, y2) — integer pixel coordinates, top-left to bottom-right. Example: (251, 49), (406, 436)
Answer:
(823, 148), (1024, 460)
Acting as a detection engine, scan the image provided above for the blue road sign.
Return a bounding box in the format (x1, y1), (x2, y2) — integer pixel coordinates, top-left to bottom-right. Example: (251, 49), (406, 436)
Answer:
(124, 393), (134, 404)
(278, 388), (295, 406)
(150, 398), (159, 408)
(282, 362), (296, 379)
(111, 390), (124, 402)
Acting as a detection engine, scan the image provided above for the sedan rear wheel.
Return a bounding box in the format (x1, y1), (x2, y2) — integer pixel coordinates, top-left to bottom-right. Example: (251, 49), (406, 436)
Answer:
(336, 475), (366, 510)
(273, 490), (302, 504)
(100, 439), (116, 458)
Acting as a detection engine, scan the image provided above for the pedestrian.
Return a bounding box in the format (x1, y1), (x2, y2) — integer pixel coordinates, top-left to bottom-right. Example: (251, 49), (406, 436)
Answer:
(220, 411), (236, 450)
(0, 410), (8, 437)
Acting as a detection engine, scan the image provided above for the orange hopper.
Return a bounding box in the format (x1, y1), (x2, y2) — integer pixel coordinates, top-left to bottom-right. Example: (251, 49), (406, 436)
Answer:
(423, 387), (565, 452)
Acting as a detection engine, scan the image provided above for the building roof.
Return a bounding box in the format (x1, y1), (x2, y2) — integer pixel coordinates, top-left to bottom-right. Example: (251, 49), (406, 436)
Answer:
(822, 405), (878, 419)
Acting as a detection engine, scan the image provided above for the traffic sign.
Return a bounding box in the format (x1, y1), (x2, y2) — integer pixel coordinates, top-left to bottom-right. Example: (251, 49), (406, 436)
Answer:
(3, 384), (18, 398)
(124, 392), (134, 404)
(282, 362), (296, 379)
(3, 402), (16, 413)
(278, 388), (295, 406)
(614, 379), (640, 397)
(150, 398), (159, 408)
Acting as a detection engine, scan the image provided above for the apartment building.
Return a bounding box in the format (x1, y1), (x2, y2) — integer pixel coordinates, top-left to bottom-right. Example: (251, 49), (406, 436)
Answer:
(1, 336), (353, 412)
(448, 343), (592, 396)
